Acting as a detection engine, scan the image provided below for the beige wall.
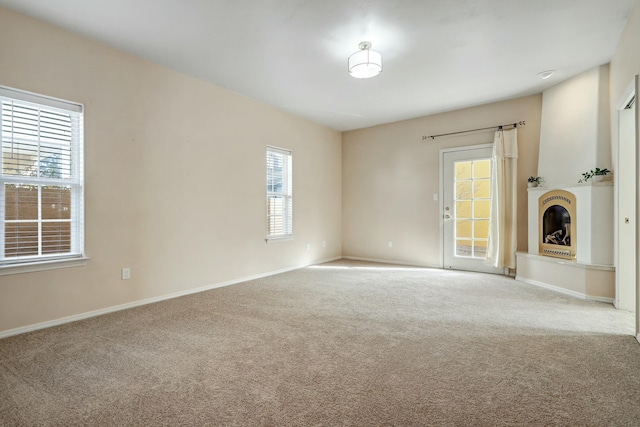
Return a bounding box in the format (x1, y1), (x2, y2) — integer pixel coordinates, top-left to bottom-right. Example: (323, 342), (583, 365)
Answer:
(0, 8), (342, 334)
(538, 65), (611, 187)
(342, 95), (542, 267)
(609, 0), (639, 189)
(609, 0), (640, 329)
(610, 0), (640, 111)
(2, 1), (636, 336)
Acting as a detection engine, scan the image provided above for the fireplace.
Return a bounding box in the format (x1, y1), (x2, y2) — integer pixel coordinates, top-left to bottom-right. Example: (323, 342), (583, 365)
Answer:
(516, 183), (614, 304)
(538, 190), (576, 260)
(515, 64), (614, 302)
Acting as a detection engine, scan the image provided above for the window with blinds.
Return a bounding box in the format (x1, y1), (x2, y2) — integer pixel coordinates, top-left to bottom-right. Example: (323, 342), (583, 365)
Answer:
(266, 146), (292, 239)
(0, 86), (84, 265)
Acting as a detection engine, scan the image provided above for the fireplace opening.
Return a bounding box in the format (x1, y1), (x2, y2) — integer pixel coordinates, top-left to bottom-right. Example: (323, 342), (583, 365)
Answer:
(543, 206), (571, 246)
(538, 190), (576, 260)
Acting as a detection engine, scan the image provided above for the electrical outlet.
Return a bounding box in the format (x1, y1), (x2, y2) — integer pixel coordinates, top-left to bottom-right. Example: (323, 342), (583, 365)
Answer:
(388, 241), (393, 248)
(121, 268), (131, 280)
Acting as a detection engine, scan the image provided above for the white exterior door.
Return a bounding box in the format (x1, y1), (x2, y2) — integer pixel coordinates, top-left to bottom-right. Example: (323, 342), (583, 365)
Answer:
(442, 146), (503, 274)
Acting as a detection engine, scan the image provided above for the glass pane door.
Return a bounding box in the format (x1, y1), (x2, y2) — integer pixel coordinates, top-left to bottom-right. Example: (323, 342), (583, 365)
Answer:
(454, 159), (491, 258)
(442, 146), (502, 274)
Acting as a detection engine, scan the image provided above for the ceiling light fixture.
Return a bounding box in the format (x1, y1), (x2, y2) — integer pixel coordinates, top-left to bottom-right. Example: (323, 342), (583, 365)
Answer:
(348, 41), (382, 79)
(537, 70), (555, 80)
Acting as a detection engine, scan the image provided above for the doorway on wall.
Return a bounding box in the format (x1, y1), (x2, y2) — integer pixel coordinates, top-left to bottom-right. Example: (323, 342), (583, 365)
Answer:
(441, 145), (503, 274)
(617, 80), (636, 315)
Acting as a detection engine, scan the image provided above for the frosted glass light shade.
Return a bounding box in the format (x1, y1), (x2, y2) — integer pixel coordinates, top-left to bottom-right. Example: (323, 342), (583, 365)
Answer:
(348, 43), (382, 79)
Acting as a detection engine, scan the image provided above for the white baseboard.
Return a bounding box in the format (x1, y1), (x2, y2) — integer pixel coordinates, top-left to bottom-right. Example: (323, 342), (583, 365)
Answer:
(342, 256), (440, 269)
(588, 295), (617, 304)
(515, 276), (615, 304)
(0, 256), (342, 339)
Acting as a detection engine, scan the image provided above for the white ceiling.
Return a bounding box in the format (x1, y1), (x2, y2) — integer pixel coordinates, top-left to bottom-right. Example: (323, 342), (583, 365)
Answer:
(0, 0), (635, 131)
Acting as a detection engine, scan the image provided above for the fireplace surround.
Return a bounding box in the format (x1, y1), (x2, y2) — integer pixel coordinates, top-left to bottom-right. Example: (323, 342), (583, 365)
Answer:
(516, 182), (614, 302)
(539, 190), (576, 260)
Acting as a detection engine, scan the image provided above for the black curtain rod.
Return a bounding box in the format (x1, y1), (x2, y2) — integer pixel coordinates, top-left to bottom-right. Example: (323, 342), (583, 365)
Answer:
(422, 120), (526, 141)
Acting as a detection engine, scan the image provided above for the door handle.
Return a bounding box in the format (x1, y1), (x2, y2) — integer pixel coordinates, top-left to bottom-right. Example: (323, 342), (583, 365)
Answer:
(444, 214), (452, 220)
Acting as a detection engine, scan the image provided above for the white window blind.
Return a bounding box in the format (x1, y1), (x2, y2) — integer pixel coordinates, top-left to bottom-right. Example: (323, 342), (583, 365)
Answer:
(0, 86), (84, 265)
(266, 146), (292, 239)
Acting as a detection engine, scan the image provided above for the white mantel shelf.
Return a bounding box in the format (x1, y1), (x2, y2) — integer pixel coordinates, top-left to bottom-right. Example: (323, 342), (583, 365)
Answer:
(527, 181), (613, 192)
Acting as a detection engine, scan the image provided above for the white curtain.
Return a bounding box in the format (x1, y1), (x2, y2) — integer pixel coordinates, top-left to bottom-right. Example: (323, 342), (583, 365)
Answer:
(486, 128), (518, 269)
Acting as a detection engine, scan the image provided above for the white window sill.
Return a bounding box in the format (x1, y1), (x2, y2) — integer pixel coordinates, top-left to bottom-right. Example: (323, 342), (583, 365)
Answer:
(266, 235), (294, 243)
(0, 256), (90, 276)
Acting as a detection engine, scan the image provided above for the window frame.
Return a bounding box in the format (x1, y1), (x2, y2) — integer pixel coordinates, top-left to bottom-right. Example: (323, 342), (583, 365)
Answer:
(0, 86), (86, 274)
(266, 146), (293, 240)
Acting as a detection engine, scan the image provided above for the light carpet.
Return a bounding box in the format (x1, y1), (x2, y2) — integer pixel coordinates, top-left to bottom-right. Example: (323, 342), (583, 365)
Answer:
(1, 259), (639, 426)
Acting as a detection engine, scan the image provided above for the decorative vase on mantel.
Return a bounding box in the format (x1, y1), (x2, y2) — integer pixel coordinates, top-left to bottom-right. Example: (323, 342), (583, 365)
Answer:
(579, 168), (611, 184)
(527, 176), (542, 188)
